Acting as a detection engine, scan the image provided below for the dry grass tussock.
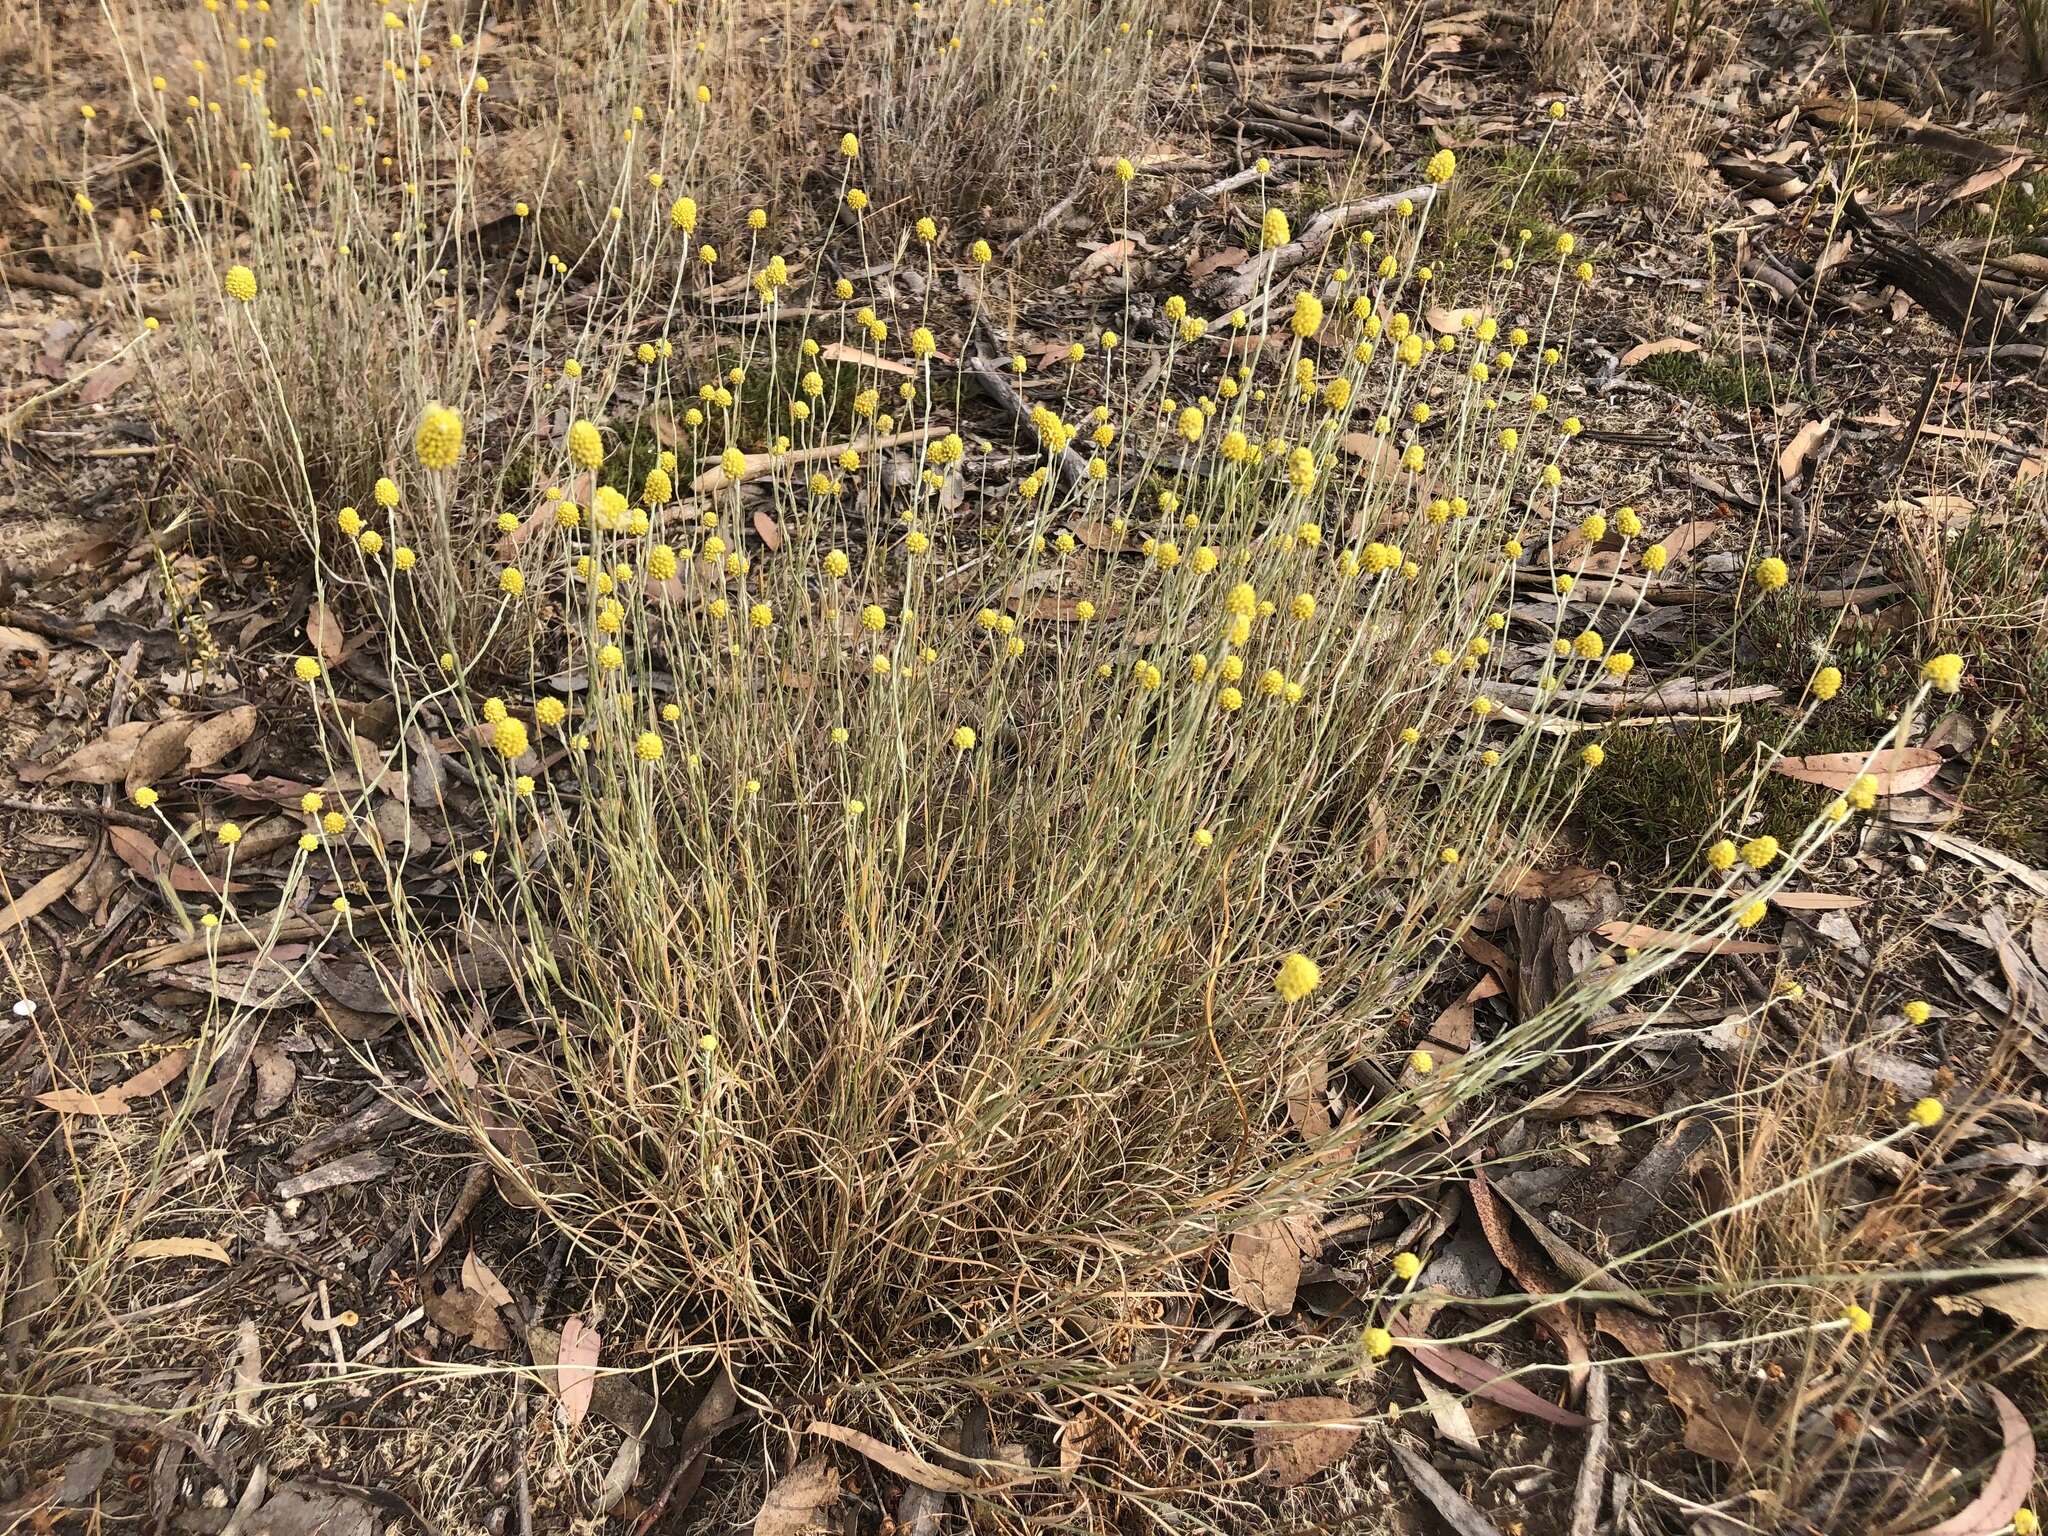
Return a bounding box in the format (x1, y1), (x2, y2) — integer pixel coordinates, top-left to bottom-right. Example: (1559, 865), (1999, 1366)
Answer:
(17, 0), (2001, 1523)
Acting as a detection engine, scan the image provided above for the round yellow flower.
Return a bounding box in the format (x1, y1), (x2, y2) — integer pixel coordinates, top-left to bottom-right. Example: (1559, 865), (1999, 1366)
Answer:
(1261, 207), (1291, 249)
(634, 731), (664, 762)
(951, 725), (976, 751)
(1752, 555), (1789, 591)
(217, 822), (242, 846)
(490, 717), (529, 759)
(133, 786), (159, 808)
(498, 566), (525, 596)
(1274, 952), (1320, 1003)
(720, 446), (748, 482)
(1920, 653), (1964, 694)
(1909, 1096), (1943, 1127)
(1363, 1327), (1394, 1360)
(1812, 665), (1843, 701)
(1424, 148), (1456, 184)
(1391, 1250), (1422, 1281)
(1840, 1303), (1873, 1335)
(223, 264), (257, 302)
(1903, 999), (1932, 1025)
(414, 401), (463, 470)
(1580, 743), (1605, 769)
(567, 418), (603, 470)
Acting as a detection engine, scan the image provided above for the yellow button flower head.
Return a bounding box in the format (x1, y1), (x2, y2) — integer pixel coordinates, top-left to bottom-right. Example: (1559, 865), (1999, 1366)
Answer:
(1840, 1303), (1873, 1334)
(634, 731), (664, 762)
(1641, 543), (1668, 572)
(567, 418), (603, 470)
(643, 466), (673, 506)
(294, 655), (322, 682)
(1909, 1096), (1943, 1127)
(1261, 207), (1291, 250)
(1920, 653), (1964, 694)
(1363, 1326), (1394, 1360)
(839, 131), (859, 156)
(1735, 899), (1767, 928)
(217, 822), (243, 846)
(223, 263), (258, 302)
(535, 697), (567, 727)
(951, 725), (976, 751)
(1424, 148), (1456, 184)
(970, 238), (992, 265)
(1740, 834), (1779, 869)
(1290, 290), (1324, 338)
(373, 476), (401, 509)
(915, 216), (937, 243)
(1391, 1250), (1423, 1281)
(1275, 952), (1321, 1003)
(846, 188), (868, 211)
(1903, 998), (1932, 1025)
(414, 401), (462, 470)
(1812, 664), (1843, 701)
(491, 716), (529, 759)
(670, 195), (697, 231)
(2013, 1511), (2039, 1536)
(1408, 1049), (1434, 1074)
(748, 601), (773, 629)
(720, 446), (748, 482)
(1114, 155), (1135, 183)
(1580, 743), (1605, 769)
(1752, 555), (1789, 591)
(911, 325), (936, 359)
(498, 566), (525, 596)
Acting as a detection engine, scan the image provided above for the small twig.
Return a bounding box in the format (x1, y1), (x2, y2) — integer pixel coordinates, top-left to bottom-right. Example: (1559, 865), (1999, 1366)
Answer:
(1569, 1363), (1610, 1536)
(416, 1163), (493, 1276)
(1008, 178), (1087, 257)
(1218, 185), (1435, 307)
(963, 351), (1091, 489)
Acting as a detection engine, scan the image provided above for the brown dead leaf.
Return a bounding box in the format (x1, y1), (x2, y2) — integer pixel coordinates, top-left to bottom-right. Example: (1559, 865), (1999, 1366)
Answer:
(128, 1236), (232, 1265)
(555, 1316), (601, 1426)
(1073, 237), (1138, 279)
(805, 1421), (977, 1493)
(1902, 1386), (2033, 1536)
(0, 848), (96, 936)
(1777, 416), (1834, 485)
(36, 1049), (192, 1117)
(1426, 304), (1489, 334)
(1596, 921), (1777, 956)
(1594, 1307), (1773, 1466)
(461, 1249), (515, 1308)
(753, 1457), (842, 1536)
(1228, 1210), (1319, 1316)
(1250, 1397), (1360, 1489)
(1405, 1337), (1589, 1427)
(184, 706), (260, 772)
(1653, 518), (1724, 570)
(752, 507), (784, 551)
(21, 720), (149, 785)
(1342, 30), (1392, 59)
(1961, 1273), (2048, 1330)
(1189, 246), (1249, 281)
(820, 341), (913, 377)
(1619, 336), (1702, 368)
(0, 625), (51, 691)
(125, 718), (197, 797)
(422, 1274), (512, 1352)
(306, 601), (344, 665)
(1771, 747), (1941, 796)
(249, 1044), (296, 1119)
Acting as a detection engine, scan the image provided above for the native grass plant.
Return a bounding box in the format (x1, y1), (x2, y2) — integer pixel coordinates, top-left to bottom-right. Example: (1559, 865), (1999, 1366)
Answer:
(854, 0), (1167, 221)
(96, 29), (1989, 1494)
